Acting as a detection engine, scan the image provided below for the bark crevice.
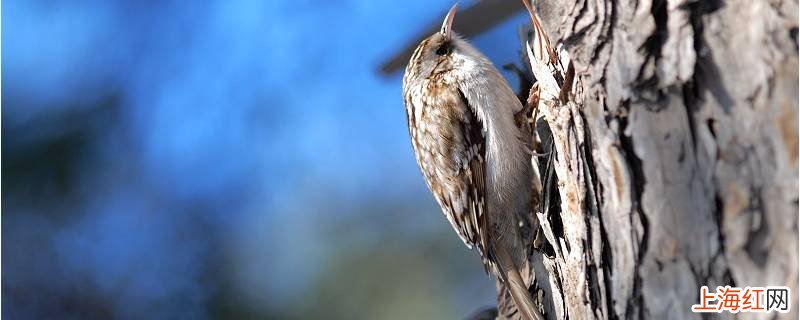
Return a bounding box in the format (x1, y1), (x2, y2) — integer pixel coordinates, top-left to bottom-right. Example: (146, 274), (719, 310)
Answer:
(491, 1), (799, 319)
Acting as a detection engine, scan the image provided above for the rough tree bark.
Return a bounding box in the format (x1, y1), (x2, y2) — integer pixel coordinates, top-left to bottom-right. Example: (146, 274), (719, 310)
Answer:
(492, 0), (798, 319)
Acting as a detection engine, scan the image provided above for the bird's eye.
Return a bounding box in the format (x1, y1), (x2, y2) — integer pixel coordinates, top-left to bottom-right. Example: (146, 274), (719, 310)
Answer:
(435, 43), (450, 56)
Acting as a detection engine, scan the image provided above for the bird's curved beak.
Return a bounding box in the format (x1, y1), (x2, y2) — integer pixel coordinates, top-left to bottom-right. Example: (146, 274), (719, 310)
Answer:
(440, 3), (458, 39)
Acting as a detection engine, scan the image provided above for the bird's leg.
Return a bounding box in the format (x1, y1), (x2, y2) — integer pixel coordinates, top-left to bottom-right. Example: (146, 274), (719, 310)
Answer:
(517, 83), (550, 158)
(514, 82), (538, 130)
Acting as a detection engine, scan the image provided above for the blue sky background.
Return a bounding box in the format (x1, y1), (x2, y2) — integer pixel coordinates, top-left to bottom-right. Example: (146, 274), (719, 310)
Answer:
(3, 1), (531, 318)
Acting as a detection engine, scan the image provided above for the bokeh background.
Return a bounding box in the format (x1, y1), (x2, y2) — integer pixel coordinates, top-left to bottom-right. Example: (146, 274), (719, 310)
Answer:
(3, 1), (531, 319)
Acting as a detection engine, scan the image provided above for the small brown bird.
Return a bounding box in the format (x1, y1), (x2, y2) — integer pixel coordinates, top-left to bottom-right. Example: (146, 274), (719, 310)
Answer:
(402, 3), (543, 320)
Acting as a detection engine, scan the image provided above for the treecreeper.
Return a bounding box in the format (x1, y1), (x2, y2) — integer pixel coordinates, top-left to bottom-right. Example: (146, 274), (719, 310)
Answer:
(401, 3), (544, 320)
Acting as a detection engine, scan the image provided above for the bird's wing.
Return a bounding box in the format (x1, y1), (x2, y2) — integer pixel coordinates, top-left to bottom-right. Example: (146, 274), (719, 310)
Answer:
(439, 89), (493, 272)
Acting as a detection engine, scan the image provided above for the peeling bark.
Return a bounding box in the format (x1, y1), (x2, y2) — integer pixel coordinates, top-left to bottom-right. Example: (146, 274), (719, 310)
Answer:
(493, 0), (798, 319)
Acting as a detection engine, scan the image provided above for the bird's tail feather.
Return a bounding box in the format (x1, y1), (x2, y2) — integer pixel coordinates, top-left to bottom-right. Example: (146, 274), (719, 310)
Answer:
(495, 245), (544, 320)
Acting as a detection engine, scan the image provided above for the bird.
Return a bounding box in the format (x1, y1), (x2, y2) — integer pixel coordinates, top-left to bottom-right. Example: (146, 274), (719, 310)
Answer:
(402, 3), (543, 320)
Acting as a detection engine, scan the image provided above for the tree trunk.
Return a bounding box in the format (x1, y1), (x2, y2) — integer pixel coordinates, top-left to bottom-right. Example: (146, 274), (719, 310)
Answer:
(500, 0), (798, 319)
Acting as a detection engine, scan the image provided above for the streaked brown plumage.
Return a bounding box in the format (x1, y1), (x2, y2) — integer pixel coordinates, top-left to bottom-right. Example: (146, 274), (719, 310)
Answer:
(402, 3), (544, 320)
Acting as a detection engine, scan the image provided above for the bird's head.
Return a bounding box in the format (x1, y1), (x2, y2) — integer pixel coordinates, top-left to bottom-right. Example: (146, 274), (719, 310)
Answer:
(404, 3), (487, 83)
